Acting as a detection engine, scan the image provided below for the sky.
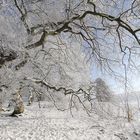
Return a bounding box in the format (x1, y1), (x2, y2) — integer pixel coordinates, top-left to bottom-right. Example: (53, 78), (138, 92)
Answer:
(85, 0), (140, 94)
(90, 59), (140, 94)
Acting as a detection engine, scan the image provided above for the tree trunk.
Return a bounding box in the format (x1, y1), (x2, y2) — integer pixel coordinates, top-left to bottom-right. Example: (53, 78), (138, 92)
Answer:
(9, 90), (24, 114)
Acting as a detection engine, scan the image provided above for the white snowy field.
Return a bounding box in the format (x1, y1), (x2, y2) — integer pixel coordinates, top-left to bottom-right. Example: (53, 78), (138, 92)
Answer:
(0, 101), (140, 140)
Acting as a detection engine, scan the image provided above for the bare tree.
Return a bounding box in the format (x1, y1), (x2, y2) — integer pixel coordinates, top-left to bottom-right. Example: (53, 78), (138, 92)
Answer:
(0, 0), (140, 119)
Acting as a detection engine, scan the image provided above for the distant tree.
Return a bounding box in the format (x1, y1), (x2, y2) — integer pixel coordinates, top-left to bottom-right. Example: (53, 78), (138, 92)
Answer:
(94, 78), (112, 102)
(0, 98), (2, 111)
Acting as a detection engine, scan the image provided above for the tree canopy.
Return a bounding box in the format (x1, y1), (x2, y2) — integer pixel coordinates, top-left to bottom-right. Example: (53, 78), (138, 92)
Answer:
(0, 0), (140, 109)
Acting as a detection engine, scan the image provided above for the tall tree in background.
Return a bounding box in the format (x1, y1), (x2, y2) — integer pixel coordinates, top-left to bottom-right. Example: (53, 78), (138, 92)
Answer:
(94, 78), (112, 102)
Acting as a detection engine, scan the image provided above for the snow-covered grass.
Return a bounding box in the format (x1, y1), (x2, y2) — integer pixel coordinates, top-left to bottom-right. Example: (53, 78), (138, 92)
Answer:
(0, 101), (140, 140)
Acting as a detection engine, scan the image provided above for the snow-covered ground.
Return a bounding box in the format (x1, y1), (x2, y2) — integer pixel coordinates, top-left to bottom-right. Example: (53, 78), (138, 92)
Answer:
(0, 101), (140, 140)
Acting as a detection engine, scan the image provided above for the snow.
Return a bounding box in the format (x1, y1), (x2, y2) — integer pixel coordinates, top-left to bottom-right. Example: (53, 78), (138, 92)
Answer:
(0, 101), (140, 140)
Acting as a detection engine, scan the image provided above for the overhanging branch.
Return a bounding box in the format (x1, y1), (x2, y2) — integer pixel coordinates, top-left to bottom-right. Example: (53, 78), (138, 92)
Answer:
(24, 1), (140, 50)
